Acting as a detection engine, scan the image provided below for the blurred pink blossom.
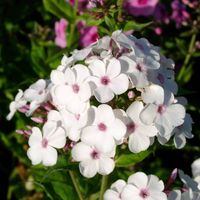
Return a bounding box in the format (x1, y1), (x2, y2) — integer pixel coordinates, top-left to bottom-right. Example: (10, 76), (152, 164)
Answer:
(182, 0), (198, 8)
(154, 3), (170, 24)
(55, 19), (68, 48)
(154, 27), (162, 35)
(171, 0), (190, 28)
(124, 0), (159, 16)
(77, 21), (99, 48)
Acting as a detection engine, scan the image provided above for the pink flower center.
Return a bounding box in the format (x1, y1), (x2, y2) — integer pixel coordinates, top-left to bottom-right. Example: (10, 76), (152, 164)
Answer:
(75, 114), (80, 121)
(138, 0), (148, 5)
(157, 73), (165, 84)
(90, 150), (100, 160)
(98, 123), (107, 132)
(139, 188), (150, 199)
(127, 122), (136, 133)
(41, 138), (48, 148)
(136, 64), (145, 72)
(72, 84), (80, 93)
(100, 76), (110, 85)
(157, 104), (167, 114)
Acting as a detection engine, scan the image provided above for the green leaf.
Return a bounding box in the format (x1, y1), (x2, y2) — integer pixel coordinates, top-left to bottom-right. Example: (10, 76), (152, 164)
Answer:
(115, 150), (152, 167)
(43, 0), (73, 20)
(123, 21), (152, 32)
(104, 16), (116, 32)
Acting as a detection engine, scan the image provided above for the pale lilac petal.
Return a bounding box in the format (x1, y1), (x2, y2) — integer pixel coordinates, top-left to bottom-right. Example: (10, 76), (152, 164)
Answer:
(73, 64), (90, 83)
(48, 127), (66, 148)
(94, 86), (114, 103)
(140, 104), (157, 125)
(126, 101), (144, 122)
(147, 175), (164, 191)
(27, 145), (43, 165)
(71, 142), (92, 161)
(42, 146), (57, 166)
(128, 133), (151, 153)
(109, 119), (126, 140)
(166, 104), (185, 127)
(174, 133), (186, 149)
(79, 160), (98, 178)
(128, 172), (148, 188)
(106, 58), (121, 78)
(50, 70), (66, 85)
(110, 74), (129, 95)
(98, 157), (115, 175)
(29, 127), (42, 146)
(142, 84), (164, 104)
(104, 190), (121, 200)
(89, 60), (106, 77)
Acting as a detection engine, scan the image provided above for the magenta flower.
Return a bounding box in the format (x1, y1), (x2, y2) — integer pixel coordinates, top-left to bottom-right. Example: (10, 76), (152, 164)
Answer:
(77, 21), (99, 48)
(124, 0), (159, 17)
(154, 3), (170, 24)
(171, 0), (190, 28)
(54, 19), (68, 48)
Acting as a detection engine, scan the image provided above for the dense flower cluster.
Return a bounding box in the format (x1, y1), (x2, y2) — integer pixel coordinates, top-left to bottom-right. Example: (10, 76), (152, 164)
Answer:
(7, 31), (193, 179)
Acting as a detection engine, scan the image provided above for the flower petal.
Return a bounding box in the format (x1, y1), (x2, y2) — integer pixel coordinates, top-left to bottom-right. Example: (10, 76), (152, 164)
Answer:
(89, 59), (106, 77)
(27, 145), (42, 165)
(98, 157), (115, 175)
(106, 58), (121, 78)
(79, 160), (98, 178)
(42, 146), (58, 166)
(94, 86), (114, 103)
(29, 127), (42, 146)
(128, 172), (148, 188)
(140, 104), (157, 125)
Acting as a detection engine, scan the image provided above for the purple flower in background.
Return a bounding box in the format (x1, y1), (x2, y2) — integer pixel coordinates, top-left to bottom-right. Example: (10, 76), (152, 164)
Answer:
(182, 0), (198, 8)
(54, 19), (68, 48)
(77, 21), (99, 48)
(154, 3), (170, 24)
(171, 0), (190, 28)
(124, 0), (159, 17)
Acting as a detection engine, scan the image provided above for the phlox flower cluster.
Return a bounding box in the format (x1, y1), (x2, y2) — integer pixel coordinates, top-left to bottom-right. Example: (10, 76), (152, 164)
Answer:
(7, 30), (192, 179)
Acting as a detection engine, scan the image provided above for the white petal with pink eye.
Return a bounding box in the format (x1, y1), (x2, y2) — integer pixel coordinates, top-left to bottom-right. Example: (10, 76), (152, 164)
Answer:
(89, 59), (106, 77)
(140, 104), (157, 125)
(106, 58), (121, 78)
(28, 127), (42, 146)
(72, 142), (93, 161)
(42, 146), (58, 166)
(94, 86), (114, 103)
(79, 160), (98, 178)
(110, 74), (129, 95)
(141, 84), (164, 104)
(27, 145), (43, 165)
(95, 104), (115, 125)
(128, 172), (148, 188)
(98, 157), (115, 175)
(121, 184), (141, 200)
(48, 127), (66, 148)
(50, 70), (66, 85)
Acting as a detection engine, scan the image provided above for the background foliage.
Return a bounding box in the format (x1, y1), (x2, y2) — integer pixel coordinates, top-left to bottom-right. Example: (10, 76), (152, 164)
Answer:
(0, 0), (200, 199)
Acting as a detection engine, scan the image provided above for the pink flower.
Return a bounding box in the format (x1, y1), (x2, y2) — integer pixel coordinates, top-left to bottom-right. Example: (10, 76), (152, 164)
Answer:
(154, 27), (162, 35)
(154, 3), (170, 24)
(124, 0), (159, 16)
(171, 0), (190, 28)
(54, 19), (68, 48)
(77, 21), (99, 48)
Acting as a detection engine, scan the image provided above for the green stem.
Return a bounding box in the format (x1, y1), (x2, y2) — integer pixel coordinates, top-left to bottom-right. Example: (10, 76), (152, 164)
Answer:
(177, 33), (197, 82)
(117, 0), (124, 22)
(69, 170), (84, 200)
(99, 175), (108, 200)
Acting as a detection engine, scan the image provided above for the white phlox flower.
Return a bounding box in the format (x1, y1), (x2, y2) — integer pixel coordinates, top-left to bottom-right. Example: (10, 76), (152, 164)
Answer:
(119, 52), (160, 89)
(7, 89), (27, 120)
(71, 141), (115, 178)
(121, 172), (167, 200)
(24, 79), (50, 116)
(57, 54), (74, 71)
(88, 58), (129, 103)
(59, 103), (91, 142)
(192, 158), (200, 190)
(168, 189), (200, 200)
(140, 84), (185, 137)
(27, 121), (66, 166)
(104, 179), (127, 200)
(51, 64), (91, 113)
(173, 113), (193, 149)
(115, 101), (157, 153)
(81, 104), (126, 152)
